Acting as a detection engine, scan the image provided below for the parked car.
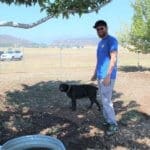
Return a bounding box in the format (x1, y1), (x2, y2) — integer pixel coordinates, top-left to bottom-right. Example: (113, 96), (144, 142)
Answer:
(0, 51), (4, 55)
(0, 51), (4, 60)
(0, 50), (23, 61)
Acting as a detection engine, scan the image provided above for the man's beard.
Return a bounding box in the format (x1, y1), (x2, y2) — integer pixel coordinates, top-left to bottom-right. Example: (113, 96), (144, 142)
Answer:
(99, 32), (107, 38)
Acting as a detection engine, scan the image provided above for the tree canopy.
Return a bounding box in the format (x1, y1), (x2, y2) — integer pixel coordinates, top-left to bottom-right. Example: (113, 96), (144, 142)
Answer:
(130, 0), (150, 53)
(118, 0), (150, 53)
(0, 0), (111, 29)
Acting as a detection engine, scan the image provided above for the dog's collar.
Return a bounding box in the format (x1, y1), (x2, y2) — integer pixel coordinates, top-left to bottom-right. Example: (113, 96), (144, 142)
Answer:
(66, 85), (71, 93)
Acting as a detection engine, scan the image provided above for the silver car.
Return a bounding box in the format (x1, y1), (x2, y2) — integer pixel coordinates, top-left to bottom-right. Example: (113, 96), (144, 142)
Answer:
(0, 50), (23, 61)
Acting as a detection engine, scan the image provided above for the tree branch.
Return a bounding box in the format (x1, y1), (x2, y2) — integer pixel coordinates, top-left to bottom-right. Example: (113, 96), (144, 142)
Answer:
(0, 15), (53, 29)
(0, 0), (111, 29)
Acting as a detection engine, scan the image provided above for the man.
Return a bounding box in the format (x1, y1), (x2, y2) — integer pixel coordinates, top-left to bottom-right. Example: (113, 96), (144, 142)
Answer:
(91, 20), (118, 135)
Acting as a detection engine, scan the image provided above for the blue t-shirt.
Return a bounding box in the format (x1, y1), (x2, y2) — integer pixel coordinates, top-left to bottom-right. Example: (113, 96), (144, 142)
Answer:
(96, 35), (118, 79)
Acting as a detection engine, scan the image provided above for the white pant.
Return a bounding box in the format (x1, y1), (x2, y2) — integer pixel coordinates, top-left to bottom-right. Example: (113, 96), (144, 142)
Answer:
(98, 79), (117, 125)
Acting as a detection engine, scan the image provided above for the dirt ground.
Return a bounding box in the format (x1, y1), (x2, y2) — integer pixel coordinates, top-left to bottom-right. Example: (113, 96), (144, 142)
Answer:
(0, 47), (150, 149)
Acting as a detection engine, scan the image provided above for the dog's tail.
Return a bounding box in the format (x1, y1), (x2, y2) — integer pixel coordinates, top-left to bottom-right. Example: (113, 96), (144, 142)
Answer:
(89, 83), (98, 90)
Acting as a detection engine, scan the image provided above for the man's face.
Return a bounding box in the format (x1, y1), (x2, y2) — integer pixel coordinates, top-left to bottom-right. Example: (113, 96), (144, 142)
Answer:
(96, 25), (108, 38)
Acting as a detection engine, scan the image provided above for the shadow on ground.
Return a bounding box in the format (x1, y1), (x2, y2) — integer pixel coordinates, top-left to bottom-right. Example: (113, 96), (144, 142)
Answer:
(0, 80), (150, 150)
(118, 65), (150, 72)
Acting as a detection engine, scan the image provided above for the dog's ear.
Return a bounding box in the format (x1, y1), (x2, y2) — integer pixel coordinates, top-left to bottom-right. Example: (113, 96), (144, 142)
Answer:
(62, 84), (69, 91)
(59, 84), (64, 91)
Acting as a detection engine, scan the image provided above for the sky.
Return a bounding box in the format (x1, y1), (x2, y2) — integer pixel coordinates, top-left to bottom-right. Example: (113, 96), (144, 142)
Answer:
(0, 0), (134, 43)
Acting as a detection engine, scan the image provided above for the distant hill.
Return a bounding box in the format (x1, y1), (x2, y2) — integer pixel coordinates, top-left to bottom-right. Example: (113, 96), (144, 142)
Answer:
(0, 35), (47, 48)
(50, 38), (99, 48)
(0, 35), (99, 48)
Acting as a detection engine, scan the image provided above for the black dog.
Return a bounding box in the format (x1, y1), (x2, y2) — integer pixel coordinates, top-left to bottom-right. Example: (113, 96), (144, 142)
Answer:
(59, 83), (101, 111)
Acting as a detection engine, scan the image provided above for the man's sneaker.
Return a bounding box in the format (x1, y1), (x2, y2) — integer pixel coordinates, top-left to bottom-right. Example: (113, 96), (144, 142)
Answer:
(106, 124), (118, 136)
(102, 122), (110, 127)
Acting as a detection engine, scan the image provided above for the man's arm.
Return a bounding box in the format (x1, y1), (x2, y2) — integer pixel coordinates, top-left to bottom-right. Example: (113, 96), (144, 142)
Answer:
(103, 51), (117, 86)
(107, 51), (117, 76)
(103, 36), (118, 86)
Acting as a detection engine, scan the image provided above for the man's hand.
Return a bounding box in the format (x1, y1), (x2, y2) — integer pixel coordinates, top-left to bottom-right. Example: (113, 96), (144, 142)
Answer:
(91, 74), (97, 81)
(103, 75), (111, 86)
